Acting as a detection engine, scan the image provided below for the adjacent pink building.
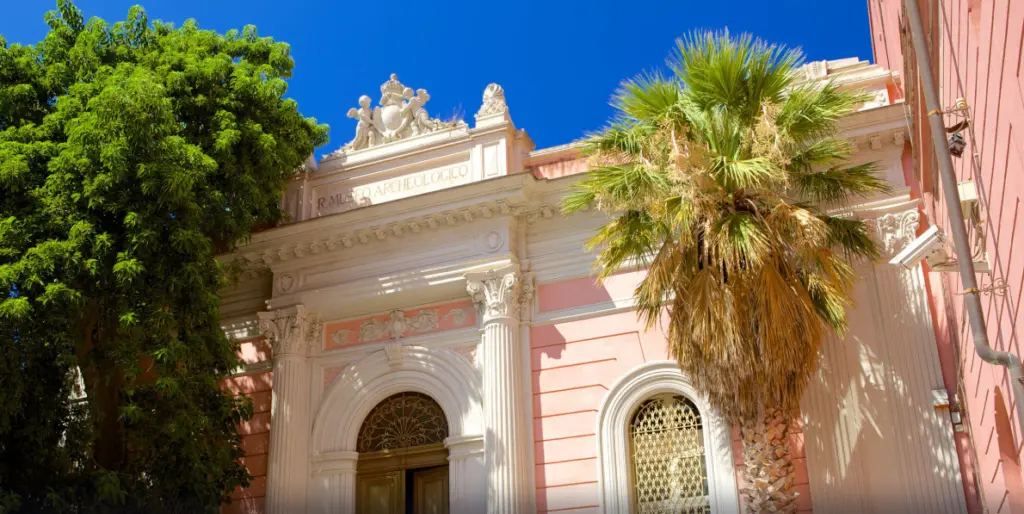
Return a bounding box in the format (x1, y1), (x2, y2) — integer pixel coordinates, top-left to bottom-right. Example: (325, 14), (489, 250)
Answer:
(869, 0), (1024, 512)
(218, 63), (968, 514)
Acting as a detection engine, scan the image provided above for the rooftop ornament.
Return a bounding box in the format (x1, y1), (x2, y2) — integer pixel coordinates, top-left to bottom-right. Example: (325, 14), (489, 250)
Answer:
(334, 74), (458, 155)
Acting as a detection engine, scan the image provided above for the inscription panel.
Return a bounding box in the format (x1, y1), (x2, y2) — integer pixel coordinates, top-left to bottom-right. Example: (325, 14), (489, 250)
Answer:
(313, 154), (473, 217)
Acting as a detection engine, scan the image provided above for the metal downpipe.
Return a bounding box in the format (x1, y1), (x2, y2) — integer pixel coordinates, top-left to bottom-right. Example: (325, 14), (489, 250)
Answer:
(904, 0), (1024, 435)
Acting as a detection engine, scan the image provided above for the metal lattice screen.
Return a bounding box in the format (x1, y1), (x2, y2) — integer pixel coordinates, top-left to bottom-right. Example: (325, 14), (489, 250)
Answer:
(357, 392), (449, 453)
(630, 394), (710, 514)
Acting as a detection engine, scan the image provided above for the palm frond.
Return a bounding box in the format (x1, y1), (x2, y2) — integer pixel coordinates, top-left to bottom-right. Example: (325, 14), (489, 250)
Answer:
(581, 121), (656, 161)
(611, 73), (686, 125)
(776, 81), (867, 142)
(790, 162), (890, 206)
(672, 30), (802, 120)
(820, 215), (880, 261)
(584, 209), (664, 280)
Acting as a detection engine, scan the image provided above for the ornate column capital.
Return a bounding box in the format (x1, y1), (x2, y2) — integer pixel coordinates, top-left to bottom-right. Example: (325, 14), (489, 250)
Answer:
(257, 305), (320, 357)
(862, 207), (922, 258)
(465, 265), (534, 324)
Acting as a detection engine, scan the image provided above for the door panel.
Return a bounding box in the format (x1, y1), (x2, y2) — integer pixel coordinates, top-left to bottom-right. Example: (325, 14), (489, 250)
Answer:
(357, 470), (404, 514)
(413, 466), (449, 514)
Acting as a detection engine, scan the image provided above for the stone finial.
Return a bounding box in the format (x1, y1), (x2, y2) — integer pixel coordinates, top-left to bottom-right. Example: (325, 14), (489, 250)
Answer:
(475, 83), (508, 119)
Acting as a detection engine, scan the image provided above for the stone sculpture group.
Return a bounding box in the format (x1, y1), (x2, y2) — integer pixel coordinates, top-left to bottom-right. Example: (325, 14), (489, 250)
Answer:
(343, 74), (455, 151)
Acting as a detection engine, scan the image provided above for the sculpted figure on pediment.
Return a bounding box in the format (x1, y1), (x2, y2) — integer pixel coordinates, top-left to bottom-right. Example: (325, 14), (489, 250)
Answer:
(336, 74), (455, 154)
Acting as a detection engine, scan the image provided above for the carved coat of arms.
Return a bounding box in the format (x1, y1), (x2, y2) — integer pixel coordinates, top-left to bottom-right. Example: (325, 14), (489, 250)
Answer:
(342, 74), (454, 152)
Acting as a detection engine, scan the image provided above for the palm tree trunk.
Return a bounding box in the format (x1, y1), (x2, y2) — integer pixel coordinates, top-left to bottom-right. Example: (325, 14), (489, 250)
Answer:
(740, 409), (798, 513)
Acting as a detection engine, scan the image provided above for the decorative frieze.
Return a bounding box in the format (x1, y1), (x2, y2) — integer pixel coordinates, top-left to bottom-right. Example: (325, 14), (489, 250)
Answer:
(323, 300), (477, 351)
(357, 309), (441, 343)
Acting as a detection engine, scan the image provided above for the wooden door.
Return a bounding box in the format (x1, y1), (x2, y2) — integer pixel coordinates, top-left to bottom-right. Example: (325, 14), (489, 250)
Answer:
(412, 466), (449, 514)
(357, 470), (404, 514)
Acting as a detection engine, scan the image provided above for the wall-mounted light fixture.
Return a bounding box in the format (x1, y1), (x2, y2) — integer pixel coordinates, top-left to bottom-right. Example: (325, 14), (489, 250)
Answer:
(948, 132), (966, 157)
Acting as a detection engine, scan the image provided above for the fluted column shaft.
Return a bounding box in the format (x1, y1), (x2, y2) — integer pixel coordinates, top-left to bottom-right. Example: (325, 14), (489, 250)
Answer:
(258, 305), (318, 514)
(467, 266), (534, 514)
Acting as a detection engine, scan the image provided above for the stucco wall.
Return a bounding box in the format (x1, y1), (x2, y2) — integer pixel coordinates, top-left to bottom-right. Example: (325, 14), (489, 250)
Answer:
(868, 1), (1024, 512)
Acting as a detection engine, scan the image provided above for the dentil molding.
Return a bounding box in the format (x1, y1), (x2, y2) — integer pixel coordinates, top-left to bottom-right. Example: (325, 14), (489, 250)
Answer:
(237, 199), (551, 272)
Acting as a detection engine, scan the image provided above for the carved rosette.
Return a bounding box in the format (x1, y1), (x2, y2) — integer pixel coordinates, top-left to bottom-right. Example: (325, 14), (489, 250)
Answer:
(475, 83), (508, 118)
(864, 208), (921, 257)
(257, 305), (318, 357)
(465, 266), (533, 323)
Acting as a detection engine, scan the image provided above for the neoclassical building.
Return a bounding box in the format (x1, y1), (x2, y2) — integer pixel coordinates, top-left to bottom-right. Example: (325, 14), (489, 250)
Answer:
(220, 60), (967, 514)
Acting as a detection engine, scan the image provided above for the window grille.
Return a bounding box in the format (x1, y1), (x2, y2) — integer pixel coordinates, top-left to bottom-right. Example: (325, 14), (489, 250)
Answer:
(630, 394), (710, 514)
(357, 392), (449, 453)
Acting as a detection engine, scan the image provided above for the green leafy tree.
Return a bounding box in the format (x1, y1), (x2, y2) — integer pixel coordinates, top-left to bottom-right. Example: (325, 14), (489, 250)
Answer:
(565, 32), (887, 511)
(0, 2), (328, 511)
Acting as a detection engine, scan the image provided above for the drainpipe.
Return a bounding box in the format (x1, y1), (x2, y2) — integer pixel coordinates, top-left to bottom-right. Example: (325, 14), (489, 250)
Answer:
(904, 0), (1024, 435)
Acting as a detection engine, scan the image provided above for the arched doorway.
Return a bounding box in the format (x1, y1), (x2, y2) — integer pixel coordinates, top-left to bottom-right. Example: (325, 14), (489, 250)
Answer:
(356, 391), (450, 514)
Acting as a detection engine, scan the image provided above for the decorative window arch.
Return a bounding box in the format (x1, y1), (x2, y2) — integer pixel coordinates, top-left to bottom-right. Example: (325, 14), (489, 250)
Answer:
(597, 361), (739, 514)
(356, 391), (449, 453)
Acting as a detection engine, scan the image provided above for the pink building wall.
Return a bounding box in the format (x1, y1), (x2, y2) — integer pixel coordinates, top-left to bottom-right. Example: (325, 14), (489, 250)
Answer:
(223, 338), (273, 514)
(530, 272), (812, 513)
(869, 0), (1024, 511)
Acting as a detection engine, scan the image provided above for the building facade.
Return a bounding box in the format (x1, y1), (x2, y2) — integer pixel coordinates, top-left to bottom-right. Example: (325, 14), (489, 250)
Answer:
(869, 0), (1024, 512)
(219, 61), (967, 513)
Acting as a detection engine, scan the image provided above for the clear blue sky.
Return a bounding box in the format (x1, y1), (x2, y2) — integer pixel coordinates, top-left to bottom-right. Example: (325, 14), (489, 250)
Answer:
(2, 0), (874, 158)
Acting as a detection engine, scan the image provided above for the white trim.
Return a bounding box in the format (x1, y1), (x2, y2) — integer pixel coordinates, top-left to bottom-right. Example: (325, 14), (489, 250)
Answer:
(308, 344), (485, 514)
(596, 361), (739, 514)
(311, 344), (483, 452)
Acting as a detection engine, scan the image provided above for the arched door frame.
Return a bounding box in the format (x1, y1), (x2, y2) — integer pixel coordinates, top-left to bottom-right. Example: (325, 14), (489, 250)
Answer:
(309, 345), (485, 514)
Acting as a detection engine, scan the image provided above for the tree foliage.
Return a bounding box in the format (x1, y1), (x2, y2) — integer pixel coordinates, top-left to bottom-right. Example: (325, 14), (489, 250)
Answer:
(565, 31), (888, 422)
(0, 2), (328, 511)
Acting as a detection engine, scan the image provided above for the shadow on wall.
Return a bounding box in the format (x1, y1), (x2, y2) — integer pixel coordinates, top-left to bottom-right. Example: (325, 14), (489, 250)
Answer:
(993, 387), (1024, 511)
(802, 265), (968, 513)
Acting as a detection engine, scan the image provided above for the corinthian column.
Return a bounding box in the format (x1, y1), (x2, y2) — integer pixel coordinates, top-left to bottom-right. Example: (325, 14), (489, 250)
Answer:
(258, 305), (319, 514)
(466, 265), (534, 514)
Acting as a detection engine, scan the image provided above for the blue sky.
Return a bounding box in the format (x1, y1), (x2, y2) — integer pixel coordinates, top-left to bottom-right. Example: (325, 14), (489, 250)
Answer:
(2, 0), (874, 158)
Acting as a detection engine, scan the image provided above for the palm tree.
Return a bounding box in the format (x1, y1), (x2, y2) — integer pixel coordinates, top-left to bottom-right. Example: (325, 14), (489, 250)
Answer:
(565, 32), (888, 512)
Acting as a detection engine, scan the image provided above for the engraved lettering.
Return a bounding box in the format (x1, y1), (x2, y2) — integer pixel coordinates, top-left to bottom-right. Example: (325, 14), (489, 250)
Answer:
(314, 162), (473, 216)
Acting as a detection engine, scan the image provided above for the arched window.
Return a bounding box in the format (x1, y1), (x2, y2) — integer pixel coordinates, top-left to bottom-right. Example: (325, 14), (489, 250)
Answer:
(597, 361), (737, 514)
(356, 391), (449, 453)
(630, 394), (710, 514)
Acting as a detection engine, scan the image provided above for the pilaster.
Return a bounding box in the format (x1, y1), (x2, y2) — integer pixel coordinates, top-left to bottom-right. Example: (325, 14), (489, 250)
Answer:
(258, 305), (320, 514)
(466, 265), (535, 514)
